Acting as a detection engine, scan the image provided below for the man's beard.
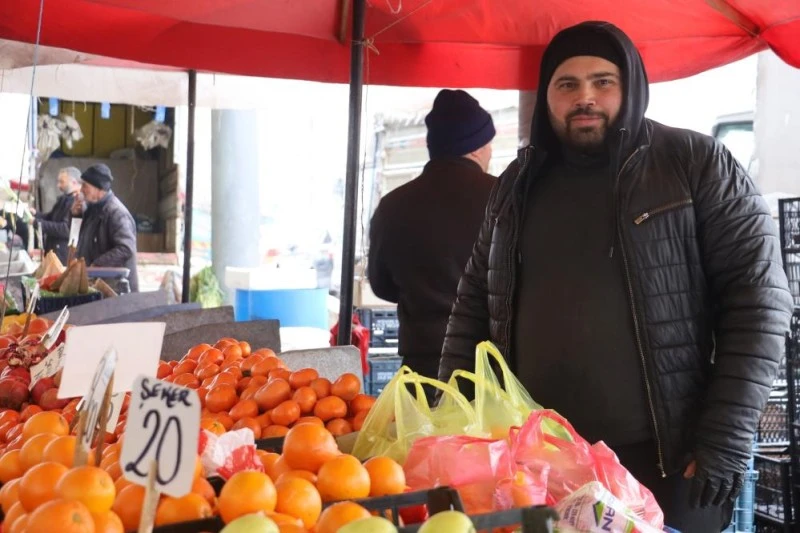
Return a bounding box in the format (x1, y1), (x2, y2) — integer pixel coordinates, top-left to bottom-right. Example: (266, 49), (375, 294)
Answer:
(553, 109), (610, 152)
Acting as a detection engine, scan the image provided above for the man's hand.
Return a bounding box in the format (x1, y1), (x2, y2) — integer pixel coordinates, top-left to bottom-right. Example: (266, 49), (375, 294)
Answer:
(29, 207), (36, 216)
(684, 457), (744, 508)
(71, 198), (83, 216)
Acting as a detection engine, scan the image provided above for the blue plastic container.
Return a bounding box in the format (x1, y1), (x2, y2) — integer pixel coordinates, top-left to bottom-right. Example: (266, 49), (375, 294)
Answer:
(234, 287), (328, 328)
(723, 458), (759, 533)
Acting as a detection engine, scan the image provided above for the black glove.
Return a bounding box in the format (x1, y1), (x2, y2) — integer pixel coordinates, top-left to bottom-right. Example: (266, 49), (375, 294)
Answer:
(688, 448), (745, 508)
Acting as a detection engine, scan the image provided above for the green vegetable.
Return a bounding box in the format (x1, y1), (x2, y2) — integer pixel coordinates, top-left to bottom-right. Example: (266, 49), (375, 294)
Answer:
(189, 266), (224, 308)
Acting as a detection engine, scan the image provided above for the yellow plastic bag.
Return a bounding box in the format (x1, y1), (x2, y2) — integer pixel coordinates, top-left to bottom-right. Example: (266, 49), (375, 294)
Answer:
(351, 366), (477, 463)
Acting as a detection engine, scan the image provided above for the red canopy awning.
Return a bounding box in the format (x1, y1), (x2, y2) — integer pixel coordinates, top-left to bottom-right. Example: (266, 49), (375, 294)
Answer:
(1, 0), (798, 89)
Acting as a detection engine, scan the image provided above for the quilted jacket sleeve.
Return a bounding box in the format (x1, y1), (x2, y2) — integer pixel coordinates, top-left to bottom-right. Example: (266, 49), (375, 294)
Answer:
(689, 137), (793, 468)
(438, 164), (513, 383)
(92, 207), (136, 267)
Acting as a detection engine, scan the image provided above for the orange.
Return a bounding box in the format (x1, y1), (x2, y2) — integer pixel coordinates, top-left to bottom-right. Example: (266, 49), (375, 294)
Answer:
(113, 476), (133, 494)
(172, 372), (200, 388)
(271, 400), (301, 427)
(19, 432), (58, 470)
(26, 498), (94, 532)
(185, 343), (213, 361)
(0, 477), (20, 513)
(266, 455), (291, 482)
(282, 424), (340, 473)
(238, 342), (252, 356)
(191, 477), (216, 506)
(331, 373), (361, 402)
(364, 456), (406, 497)
(218, 470), (277, 523)
(262, 425), (290, 438)
(275, 477), (322, 528)
(255, 379), (292, 411)
(111, 484), (145, 531)
(315, 501), (371, 533)
(240, 354), (266, 373)
(349, 394), (376, 414)
(103, 458), (123, 481)
(326, 418), (353, 437)
(56, 465), (116, 513)
(292, 387), (317, 414)
(268, 368), (292, 383)
(258, 451), (281, 478)
(173, 360), (198, 375)
(18, 461), (68, 511)
(316, 454), (370, 502)
(288, 368), (319, 390)
(250, 357), (285, 377)
(0, 449), (24, 482)
(195, 363), (221, 381)
(215, 412), (235, 430)
(198, 348), (224, 367)
(265, 511), (304, 527)
(92, 510), (124, 533)
(3, 501), (26, 532)
(314, 396), (348, 422)
(222, 344), (243, 361)
(277, 524), (307, 533)
(255, 412), (272, 429)
(205, 384), (238, 413)
(7, 513), (28, 533)
(157, 361), (172, 378)
(277, 469), (318, 485)
(43, 435), (79, 468)
(155, 493), (213, 526)
(240, 386), (259, 402)
(254, 348), (277, 358)
(22, 411), (69, 441)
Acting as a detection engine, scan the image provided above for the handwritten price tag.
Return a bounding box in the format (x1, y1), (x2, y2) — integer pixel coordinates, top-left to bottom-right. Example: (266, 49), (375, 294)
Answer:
(105, 392), (126, 432)
(29, 344), (66, 390)
(41, 307), (69, 350)
(121, 375), (200, 498)
(79, 348), (117, 453)
(69, 219), (82, 247)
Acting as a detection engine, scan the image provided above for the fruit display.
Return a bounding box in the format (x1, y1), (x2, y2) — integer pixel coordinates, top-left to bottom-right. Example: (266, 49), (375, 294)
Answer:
(157, 339), (375, 441)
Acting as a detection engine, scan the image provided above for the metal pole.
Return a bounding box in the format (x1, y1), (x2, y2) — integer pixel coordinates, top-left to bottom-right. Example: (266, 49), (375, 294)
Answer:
(182, 70), (197, 303)
(337, 0), (366, 345)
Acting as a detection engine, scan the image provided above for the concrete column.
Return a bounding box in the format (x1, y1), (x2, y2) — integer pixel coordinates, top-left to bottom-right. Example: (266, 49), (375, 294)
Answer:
(518, 90), (537, 146)
(211, 109), (261, 302)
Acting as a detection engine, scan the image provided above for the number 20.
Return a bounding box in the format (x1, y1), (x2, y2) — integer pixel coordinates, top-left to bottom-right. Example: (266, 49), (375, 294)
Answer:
(125, 410), (183, 485)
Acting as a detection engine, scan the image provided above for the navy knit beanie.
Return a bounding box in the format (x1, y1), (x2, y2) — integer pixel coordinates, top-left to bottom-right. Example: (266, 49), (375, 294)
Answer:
(425, 89), (496, 158)
(81, 164), (113, 191)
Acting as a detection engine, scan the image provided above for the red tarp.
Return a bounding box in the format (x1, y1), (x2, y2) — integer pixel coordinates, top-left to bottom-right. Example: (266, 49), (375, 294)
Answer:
(1, 0), (798, 89)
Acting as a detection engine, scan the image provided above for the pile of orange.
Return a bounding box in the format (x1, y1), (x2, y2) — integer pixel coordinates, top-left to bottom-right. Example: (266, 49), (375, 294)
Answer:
(156, 338), (376, 440)
(0, 410), (213, 532)
(232, 422), (407, 532)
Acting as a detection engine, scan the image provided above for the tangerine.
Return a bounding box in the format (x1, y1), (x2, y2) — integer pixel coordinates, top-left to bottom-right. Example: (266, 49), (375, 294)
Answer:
(91, 510), (124, 533)
(276, 469), (317, 485)
(184, 344), (213, 361)
(292, 387), (317, 414)
(331, 373), (361, 401)
(268, 368), (292, 383)
(229, 399), (259, 422)
(195, 363), (221, 381)
(352, 410), (369, 431)
(250, 357), (285, 377)
(191, 477), (216, 506)
(349, 394), (376, 414)
(294, 416), (325, 427)
(325, 418), (353, 437)
(218, 470), (277, 523)
(19, 405), (43, 422)
(232, 417), (262, 438)
(255, 379), (292, 411)
(262, 425), (290, 438)
(271, 401), (301, 427)
(309, 378), (331, 400)
(197, 348), (224, 367)
(172, 360), (198, 375)
(205, 384), (238, 413)
(314, 396), (348, 422)
(288, 368), (318, 390)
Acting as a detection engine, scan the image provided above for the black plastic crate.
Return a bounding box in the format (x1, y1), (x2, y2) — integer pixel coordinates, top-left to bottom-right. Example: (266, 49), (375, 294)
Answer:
(356, 307), (399, 348)
(754, 453), (795, 524)
(151, 516), (223, 533)
(758, 394), (791, 445)
(399, 505), (559, 533)
(326, 486), (464, 526)
(779, 198), (800, 306)
(254, 435), (285, 453)
(365, 355), (402, 396)
(754, 514), (794, 533)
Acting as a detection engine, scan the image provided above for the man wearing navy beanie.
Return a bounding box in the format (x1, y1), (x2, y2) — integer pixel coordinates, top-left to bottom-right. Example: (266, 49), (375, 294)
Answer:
(368, 89), (496, 394)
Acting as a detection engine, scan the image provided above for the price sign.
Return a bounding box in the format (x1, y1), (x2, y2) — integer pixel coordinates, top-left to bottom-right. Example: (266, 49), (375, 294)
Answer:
(78, 348), (117, 454)
(26, 284), (40, 315)
(105, 392), (126, 432)
(41, 307), (69, 350)
(69, 219), (82, 247)
(29, 344), (66, 390)
(121, 375), (200, 498)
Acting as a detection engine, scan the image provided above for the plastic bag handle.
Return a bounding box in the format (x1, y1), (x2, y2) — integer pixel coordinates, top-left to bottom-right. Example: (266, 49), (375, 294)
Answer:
(451, 363), (515, 404)
(475, 341), (520, 400)
(396, 371), (476, 418)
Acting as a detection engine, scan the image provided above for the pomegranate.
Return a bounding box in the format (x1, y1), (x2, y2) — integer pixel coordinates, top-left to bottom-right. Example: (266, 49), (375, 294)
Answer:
(1, 366), (31, 386)
(31, 377), (56, 405)
(0, 377), (30, 410)
(39, 388), (68, 411)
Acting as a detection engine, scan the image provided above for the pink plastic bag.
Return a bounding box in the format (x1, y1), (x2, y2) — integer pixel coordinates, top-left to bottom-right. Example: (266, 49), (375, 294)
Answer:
(199, 428), (265, 480)
(511, 410), (664, 529)
(404, 434), (547, 514)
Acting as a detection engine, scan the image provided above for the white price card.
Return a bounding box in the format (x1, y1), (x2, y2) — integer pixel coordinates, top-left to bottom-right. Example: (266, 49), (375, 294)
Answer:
(79, 348), (117, 452)
(121, 375), (200, 498)
(105, 392), (126, 432)
(69, 218), (82, 246)
(29, 344), (66, 390)
(41, 307), (69, 350)
(58, 322), (165, 399)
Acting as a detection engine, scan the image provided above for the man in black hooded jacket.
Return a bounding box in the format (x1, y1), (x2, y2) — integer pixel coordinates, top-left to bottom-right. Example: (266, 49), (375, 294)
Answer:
(438, 21), (793, 532)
